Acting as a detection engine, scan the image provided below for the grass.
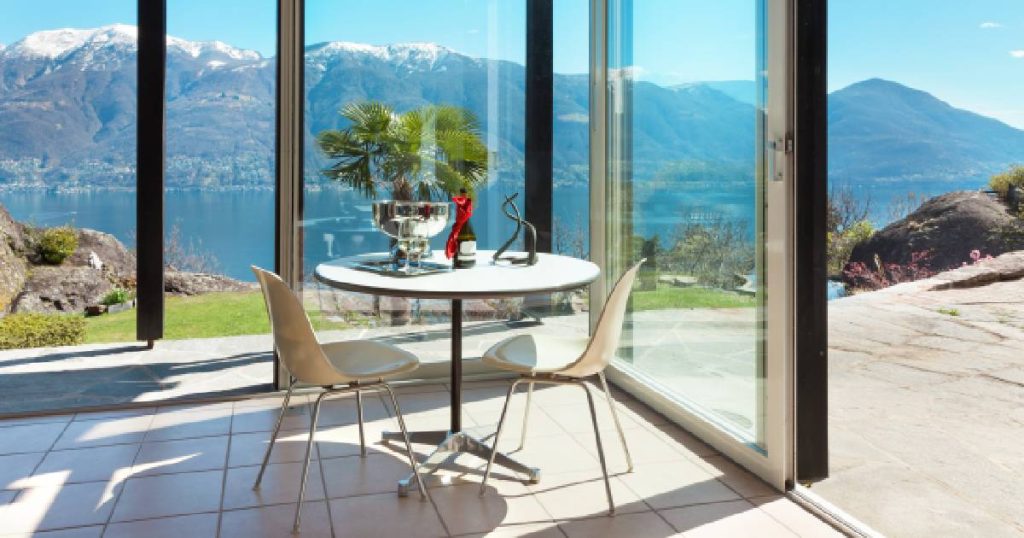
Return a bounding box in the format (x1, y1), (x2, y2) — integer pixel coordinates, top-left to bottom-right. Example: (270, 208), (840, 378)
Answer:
(84, 291), (350, 344)
(631, 284), (756, 311)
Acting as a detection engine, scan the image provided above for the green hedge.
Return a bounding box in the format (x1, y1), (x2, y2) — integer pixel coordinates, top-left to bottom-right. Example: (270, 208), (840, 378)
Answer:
(0, 313), (86, 350)
(38, 226), (79, 265)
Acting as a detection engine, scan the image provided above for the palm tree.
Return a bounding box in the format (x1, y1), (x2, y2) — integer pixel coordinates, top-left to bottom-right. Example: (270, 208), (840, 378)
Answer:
(316, 101), (488, 201)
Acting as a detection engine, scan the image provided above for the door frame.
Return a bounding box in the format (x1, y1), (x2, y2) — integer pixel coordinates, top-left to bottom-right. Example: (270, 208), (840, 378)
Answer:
(589, 0), (796, 489)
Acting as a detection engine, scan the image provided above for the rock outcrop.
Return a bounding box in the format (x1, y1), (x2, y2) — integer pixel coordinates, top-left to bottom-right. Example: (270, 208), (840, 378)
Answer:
(68, 229), (136, 282)
(0, 206), (27, 313)
(849, 191), (1024, 272)
(13, 266), (113, 313)
(164, 271), (252, 295)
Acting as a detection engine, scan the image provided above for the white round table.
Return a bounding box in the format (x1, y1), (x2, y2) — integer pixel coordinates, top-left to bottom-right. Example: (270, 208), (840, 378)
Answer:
(315, 250), (599, 492)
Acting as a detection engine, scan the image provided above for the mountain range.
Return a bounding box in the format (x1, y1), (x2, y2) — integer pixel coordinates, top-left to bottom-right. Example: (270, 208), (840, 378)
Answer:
(1, 25), (1022, 193)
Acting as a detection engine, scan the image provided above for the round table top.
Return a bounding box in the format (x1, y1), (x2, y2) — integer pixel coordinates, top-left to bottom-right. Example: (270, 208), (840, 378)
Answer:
(314, 250), (599, 299)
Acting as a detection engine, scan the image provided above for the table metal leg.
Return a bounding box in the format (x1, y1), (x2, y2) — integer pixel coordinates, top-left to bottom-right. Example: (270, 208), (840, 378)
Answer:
(385, 298), (540, 496)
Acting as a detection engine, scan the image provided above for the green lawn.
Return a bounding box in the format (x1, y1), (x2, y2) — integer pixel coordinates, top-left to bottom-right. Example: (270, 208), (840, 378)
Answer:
(84, 291), (349, 343)
(631, 284), (756, 311)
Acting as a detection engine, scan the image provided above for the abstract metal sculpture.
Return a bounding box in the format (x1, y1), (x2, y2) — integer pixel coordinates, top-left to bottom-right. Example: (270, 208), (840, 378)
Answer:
(493, 193), (538, 265)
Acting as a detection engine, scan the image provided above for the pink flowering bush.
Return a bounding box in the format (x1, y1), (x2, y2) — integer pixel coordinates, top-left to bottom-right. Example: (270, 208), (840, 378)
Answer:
(842, 250), (935, 292)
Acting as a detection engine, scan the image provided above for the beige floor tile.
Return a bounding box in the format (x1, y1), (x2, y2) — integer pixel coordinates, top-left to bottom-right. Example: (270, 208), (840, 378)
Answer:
(110, 469), (223, 522)
(222, 462), (325, 510)
(320, 453), (417, 499)
(53, 416), (152, 450)
(0, 423), (68, 455)
(72, 408), (154, 423)
(644, 424), (718, 460)
(145, 409), (233, 442)
(527, 384), (594, 407)
(2, 526), (104, 538)
(316, 393), (391, 427)
(0, 415), (72, 428)
(156, 402), (235, 414)
(34, 444), (139, 484)
(465, 397), (567, 440)
(541, 401), (645, 435)
(229, 430), (318, 468)
(528, 470), (648, 520)
(659, 500), (796, 537)
(431, 482), (553, 535)
(457, 521), (566, 538)
(490, 433), (598, 479)
(0, 477), (119, 533)
(314, 418), (401, 460)
(558, 511), (679, 537)
(232, 392), (311, 409)
(751, 496), (844, 537)
(230, 403), (311, 434)
(132, 435), (229, 477)
(219, 501), (333, 538)
(570, 425), (690, 473)
(0, 452), (45, 489)
(387, 382), (449, 396)
(104, 512), (219, 538)
(328, 492), (447, 537)
(696, 456), (777, 499)
(617, 462), (740, 511)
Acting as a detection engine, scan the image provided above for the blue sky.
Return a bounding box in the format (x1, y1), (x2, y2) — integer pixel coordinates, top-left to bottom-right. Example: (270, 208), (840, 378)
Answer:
(1, 0), (1022, 127)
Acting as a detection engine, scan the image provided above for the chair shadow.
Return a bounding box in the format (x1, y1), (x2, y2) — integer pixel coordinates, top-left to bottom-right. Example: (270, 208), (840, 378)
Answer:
(0, 351), (273, 416)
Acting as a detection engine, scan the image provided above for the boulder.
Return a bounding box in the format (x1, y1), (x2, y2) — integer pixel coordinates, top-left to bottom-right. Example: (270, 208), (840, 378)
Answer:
(67, 228), (136, 281)
(12, 265), (113, 313)
(848, 191), (1024, 273)
(164, 271), (252, 295)
(0, 206), (27, 313)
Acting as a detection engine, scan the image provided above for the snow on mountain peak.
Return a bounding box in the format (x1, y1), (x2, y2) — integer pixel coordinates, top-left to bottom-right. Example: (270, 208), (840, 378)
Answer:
(5, 24), (261, 62)
(307, 41), (455, 68)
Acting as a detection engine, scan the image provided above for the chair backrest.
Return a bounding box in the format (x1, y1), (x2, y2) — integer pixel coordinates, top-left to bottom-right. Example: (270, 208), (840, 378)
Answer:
(560, 259), (645, 378)
(251, 266), (342, 385)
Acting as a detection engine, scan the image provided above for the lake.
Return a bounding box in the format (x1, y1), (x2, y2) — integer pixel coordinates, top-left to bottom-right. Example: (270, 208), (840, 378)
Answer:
(0, 182), (778, 281)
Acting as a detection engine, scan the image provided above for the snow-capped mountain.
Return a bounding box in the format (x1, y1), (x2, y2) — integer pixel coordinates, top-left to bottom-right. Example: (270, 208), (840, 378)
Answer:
(0, 23), (761, 191)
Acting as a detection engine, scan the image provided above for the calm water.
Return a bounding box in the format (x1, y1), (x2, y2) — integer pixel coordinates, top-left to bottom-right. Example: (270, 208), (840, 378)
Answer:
(0, 183), (758, 281)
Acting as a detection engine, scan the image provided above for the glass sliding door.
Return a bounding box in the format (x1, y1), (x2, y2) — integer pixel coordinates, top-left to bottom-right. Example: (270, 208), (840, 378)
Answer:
(597, 0), (791, 485)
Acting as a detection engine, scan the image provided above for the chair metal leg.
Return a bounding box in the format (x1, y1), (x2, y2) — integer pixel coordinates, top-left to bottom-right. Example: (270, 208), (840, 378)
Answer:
(253, 380), (295, 489)
(355, 389), (367, 457)
(481, 378), (523, 495)
(580, 381), (615, 515)
(381, 383), (431, 502)
(518, 381), (534, 451)
(293, 391), (325, 533)
(598, 372), (634, 472)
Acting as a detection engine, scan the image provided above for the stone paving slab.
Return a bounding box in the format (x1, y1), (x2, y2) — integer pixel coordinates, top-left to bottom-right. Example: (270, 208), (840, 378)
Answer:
(817, 253), (1024, 537)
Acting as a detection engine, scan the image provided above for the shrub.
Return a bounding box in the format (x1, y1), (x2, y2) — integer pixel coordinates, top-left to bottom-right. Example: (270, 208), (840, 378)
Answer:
(989, 164), (1024, 199)
(38, 226), (78, 265)
(827, 219), (875, 275)
(101, 288), (134, 306)
(0, 313), (86, 350)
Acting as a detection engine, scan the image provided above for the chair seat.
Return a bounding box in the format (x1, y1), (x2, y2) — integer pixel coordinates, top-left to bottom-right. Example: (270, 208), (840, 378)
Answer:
(482, 334), (591, 375)
(321, 340), (419, 382)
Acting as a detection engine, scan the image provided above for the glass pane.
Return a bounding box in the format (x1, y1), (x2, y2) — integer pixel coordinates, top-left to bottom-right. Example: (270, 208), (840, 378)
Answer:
(0, 3), (137, 413)
(157, 0), (276, 393)
(605, 0), (767, 447)
(300, 1), (527, 363)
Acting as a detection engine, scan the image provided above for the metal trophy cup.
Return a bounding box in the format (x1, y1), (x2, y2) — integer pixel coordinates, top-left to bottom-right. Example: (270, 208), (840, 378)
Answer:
(371, 201), (451, 273)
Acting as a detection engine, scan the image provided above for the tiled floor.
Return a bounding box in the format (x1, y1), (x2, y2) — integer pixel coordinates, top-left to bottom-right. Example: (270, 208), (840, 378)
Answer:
(0, 380), (841, 537)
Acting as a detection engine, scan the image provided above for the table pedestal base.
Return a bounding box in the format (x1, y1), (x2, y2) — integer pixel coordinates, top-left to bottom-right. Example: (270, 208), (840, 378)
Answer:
(383, 430), (541, 496)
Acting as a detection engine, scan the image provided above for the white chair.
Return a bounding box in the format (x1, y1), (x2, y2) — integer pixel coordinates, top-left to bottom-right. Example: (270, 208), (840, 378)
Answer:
(250, 266), (429, 533)
(480, 260), (645, 514)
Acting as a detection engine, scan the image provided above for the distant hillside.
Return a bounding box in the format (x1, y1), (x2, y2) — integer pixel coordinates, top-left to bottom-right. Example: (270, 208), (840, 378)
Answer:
(829, 78), (1024, 186)
(1, 26), (1022, 196)
(0, 25), (755, 191)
